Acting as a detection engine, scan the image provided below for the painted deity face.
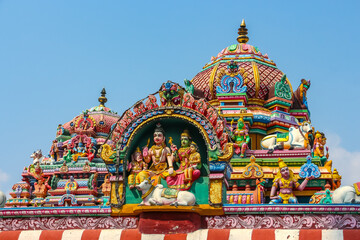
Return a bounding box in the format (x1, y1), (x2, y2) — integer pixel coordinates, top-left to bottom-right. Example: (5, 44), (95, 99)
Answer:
(280, 167), (290, 179)
(154, 131), (165, 145)
(181, 136), (190, 148)
(134, 152), (143, 162)
(190, 144), (197, 153)
(237, 121), (244, 130)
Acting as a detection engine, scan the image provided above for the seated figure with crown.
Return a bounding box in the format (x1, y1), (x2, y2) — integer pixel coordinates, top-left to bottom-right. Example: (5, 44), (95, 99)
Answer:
(139, 123), (175, 185)
(128, 147), (148, 189)
(166, 130), (201, 190)
(270, 158), (314, 204)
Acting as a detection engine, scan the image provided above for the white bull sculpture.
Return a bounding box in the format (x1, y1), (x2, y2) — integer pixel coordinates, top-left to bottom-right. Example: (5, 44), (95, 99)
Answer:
(260, 121), (312, 153)
(332, 184), (360, 204)
(136, 179), (196, 206)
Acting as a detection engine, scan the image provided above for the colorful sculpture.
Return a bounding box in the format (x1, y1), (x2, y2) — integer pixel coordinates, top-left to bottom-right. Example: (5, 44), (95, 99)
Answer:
(33, 178), (50, 198)
(166, 131), (201, 190)
(100, 174), (111, 197)
(136, 179), (196, 206)
(292, 79), (311, 111)
(332, 183), (360, 204)
(230, 117), (250, 157)
(260, 121), (313, 153)
(270, 158), (314, 204)
(313, 131), (329, 165)
(142, 123), (175, 185)
(127, 147), (147, 189)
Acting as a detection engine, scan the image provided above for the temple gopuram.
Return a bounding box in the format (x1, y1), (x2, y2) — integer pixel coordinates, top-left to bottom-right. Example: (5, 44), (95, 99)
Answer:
(0, 20), (358, 240)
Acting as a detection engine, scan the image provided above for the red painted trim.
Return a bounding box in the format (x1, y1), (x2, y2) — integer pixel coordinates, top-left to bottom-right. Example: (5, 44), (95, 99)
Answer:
(343, 230), (360, 240)
(207, 229), (230, 240)
(121, 229), (142, 240)
(39, 230), (64, 240)
(164, 233), (188, 240)
(81, 229), (102, 240)
(0, 230), (21, 240)
(252, 229), (275, 240)
(299, 229), (321, 240)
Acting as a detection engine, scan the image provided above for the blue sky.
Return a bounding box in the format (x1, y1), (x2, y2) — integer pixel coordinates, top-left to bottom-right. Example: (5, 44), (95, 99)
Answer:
(0, 1), (359, 194)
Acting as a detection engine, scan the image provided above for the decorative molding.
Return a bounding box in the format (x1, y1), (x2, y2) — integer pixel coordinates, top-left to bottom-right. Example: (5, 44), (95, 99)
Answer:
(0, 206), (111, 217)
(223, 204), (360, 214)
(0, 216), (138, 231)
(205, 214), (360, 229)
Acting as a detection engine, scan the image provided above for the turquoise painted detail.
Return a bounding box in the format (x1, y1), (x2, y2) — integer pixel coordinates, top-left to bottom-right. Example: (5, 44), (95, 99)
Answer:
(274, 75), (292, 100)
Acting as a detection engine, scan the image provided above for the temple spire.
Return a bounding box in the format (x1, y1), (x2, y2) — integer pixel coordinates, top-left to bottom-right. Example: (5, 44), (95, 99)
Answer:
(237, 19), (249, 44)
(98, 88), (107, 107)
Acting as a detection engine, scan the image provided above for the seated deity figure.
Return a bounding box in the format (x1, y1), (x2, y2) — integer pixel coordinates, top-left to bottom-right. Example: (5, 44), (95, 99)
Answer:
(127, 147), (148, 189)
(313, 131), (329, 166)
(231, 117), (250, 158)
(184, 141), (201, 182)
(270, 158), (314, 204)
(72, 142), (88, 162)
(166, 130), (201, 190)
(140, 123), (174, 185)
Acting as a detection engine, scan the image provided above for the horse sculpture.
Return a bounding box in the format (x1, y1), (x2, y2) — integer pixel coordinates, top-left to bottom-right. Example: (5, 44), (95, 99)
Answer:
(260, 121), (312, 153)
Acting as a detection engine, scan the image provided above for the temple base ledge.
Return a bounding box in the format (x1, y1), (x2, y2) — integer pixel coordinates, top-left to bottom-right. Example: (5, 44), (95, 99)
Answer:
(111, 204), (224, 216)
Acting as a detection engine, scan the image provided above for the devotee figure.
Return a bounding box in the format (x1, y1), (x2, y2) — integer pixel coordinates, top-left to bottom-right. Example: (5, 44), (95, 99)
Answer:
(270, 158), (313, 204)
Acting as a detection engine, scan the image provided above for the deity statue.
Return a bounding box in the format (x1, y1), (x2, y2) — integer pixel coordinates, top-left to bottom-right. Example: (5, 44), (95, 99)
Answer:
(184, 141), (201, 182)
(166, 130), (201, 190)
(313, 131), (329, 166)
(60, 162), (69, 173)
(141, 123), (175, 185)
(33, 178), (50, 198)
(50, 140), (59, 161)
(101, 174), (111, 197)
(63, 145), (73, 163)
(72, 142), (87, 162)
(270, 158), (314, 204)
(128, 147), (148, 189)
(230, 117), (250, 158)
(86, 141), (96, 162)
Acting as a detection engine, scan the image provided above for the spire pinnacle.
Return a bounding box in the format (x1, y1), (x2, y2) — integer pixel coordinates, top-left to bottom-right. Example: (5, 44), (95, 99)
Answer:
(98, 88), (107, 107)
(237, 19), (249, 44)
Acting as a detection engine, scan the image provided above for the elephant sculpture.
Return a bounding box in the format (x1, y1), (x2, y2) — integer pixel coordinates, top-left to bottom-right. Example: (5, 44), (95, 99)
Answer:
(332, 183), (360, 204)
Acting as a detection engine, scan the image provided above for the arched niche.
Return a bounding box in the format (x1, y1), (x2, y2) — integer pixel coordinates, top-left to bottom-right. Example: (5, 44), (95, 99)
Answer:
(121, 113), (215, 205)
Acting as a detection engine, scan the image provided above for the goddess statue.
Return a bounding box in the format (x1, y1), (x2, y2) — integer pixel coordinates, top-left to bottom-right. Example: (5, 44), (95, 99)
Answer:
(270, 158), (313, 204)
(231, 117), (250, 158)
(166, 130), (201, 190)
(127, 147), (147, 189)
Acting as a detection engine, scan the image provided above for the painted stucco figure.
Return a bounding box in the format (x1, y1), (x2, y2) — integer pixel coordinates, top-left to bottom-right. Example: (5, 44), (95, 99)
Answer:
(313, 131), (329, 166)
(141, 123), (175, 185)
(230, 117), (250, 158)
(270, 158), (313, 204)
(127, 147), (147, 189)
(261, 121), (312, 153)
(166, 130), (201, 190)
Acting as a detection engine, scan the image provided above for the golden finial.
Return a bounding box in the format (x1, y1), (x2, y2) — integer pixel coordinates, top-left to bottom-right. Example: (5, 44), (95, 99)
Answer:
(237, 19), (249, 44)
(98, 88), (107, 107)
